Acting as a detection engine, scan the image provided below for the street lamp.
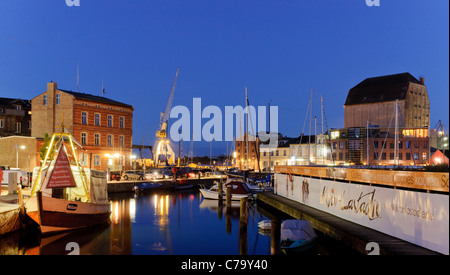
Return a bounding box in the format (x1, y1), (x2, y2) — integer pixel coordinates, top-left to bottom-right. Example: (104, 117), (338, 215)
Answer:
(16, 144), (26, 168)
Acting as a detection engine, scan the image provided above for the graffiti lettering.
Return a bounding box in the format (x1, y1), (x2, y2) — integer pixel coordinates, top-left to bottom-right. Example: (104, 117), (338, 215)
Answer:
(341, 190), (381, 220)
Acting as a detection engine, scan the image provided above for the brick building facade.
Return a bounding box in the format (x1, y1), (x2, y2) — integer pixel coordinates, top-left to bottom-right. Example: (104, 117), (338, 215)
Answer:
(31, 82), (133, 171)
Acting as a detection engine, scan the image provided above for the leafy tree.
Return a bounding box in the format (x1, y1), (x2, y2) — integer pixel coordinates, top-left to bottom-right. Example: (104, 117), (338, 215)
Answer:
(39, 133), (54, 162)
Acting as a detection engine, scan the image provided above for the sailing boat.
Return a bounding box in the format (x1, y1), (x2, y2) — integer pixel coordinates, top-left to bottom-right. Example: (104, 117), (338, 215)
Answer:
(25, 129), (110, 236)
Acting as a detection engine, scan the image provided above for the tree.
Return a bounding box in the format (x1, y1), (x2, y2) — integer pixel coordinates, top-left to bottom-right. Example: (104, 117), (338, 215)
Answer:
(39, 133), (54, 162)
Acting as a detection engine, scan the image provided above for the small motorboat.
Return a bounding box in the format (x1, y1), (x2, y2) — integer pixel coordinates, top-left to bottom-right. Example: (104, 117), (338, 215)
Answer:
(280, 220), (318, 255)
(172, 179), (193, 190)
(199, 179), (251, 200)
(134, 182), (163, 194)
(258, 220), (272, 230)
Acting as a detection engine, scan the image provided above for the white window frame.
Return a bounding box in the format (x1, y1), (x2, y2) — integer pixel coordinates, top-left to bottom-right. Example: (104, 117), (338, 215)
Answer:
(81, 132), (87, 145)
(107, 115), (113, 127)
(94, 133), (100, 146)
(81, 112), (87, 125)
(15, 122), (21, 133)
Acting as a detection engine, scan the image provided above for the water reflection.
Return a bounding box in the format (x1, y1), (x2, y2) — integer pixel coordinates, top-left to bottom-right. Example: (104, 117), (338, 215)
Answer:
(11, 189), (271, 255)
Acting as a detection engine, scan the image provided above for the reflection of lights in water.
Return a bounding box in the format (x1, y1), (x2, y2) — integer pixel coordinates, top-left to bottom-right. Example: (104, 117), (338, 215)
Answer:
(130, 198), (136, 223)
(112, 201), (119, 224)
(153, 194), (170, 226)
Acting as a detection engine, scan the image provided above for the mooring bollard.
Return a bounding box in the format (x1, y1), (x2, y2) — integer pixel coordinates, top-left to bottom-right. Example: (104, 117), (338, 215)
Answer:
(271, 218), (281, 255)
(239, 197), (248, 255)
(218, 181), (223, 202)
(226, 185), (232, 211)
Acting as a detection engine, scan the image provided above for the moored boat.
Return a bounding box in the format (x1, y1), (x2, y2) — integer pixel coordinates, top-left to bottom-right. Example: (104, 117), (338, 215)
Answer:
(25, 129), (111, 236)
(280, 220), (318, 255)
(199, 179), (251, 200)
(134, 182), (163, 193)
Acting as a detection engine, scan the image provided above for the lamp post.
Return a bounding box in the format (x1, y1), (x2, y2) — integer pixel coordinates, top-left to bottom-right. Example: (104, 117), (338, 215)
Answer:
(16, 144), (26, 169)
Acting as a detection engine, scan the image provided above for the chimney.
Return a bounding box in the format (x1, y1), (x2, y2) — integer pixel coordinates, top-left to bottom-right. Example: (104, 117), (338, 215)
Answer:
(419, 77), (425, 85)
(47, 81), (57, 92)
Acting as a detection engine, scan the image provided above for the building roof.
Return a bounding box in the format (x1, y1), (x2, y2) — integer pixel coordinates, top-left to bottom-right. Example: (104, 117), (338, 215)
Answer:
(59, 89), (133, 109)
(0, 97), (31, 108)
(344, 72), (424, 106)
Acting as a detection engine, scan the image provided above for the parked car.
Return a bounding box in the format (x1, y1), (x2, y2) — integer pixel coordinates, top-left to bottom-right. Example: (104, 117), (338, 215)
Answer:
(109, 171), (122, 181)
(144, 169), (165, 180)
(200, 168), (213, 177)
(1, 169), (29, 187)
(121, 170), (144, 181)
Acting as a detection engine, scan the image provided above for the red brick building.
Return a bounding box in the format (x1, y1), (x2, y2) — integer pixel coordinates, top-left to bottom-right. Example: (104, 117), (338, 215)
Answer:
(31, 82), (133, 171)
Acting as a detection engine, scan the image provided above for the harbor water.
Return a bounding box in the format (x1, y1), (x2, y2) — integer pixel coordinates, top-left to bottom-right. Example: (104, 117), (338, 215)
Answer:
(1, 188), (358, 255)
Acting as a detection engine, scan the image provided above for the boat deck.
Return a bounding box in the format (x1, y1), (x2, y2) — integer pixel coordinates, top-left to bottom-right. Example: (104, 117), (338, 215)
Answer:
(257, 191), (441, 255)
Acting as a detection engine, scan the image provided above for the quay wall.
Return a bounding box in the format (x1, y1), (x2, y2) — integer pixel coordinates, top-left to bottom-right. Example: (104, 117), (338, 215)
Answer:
(274, 166), (449, 255)
(107, 177), (219, 193)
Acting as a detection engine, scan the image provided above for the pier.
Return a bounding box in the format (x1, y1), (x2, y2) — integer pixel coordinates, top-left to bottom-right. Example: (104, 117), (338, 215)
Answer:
(269, 165), (449, 255)
(257, 191), (439, 255)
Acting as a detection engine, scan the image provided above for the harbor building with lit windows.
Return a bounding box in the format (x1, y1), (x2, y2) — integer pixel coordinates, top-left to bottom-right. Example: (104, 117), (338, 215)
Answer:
(31, 82), (134, 171)
(338, 72), (430, 165)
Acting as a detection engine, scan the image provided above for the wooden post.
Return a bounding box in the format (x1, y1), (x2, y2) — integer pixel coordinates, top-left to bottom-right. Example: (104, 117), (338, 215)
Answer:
(239, 197), (248, 255)
(271, 218), (281, 255)
(218, 181), (223, 202)
(226, 185), (232, 211)
(17, 184), (24, 215)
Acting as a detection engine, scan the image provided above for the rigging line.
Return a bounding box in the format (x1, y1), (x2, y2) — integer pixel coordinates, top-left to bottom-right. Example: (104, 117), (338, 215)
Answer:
(396, 103), (416, 166)
(378, 105), (396, 163)
(299, 93), (311, 145)
(369, 126), (379, 166)
(321, 97), (334, 164)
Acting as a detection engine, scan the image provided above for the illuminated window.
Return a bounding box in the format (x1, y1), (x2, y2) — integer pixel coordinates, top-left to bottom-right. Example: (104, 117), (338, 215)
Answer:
(422, 152), (427, 160)
(331, 131), (339, 139)
(93, 155), (100, 166)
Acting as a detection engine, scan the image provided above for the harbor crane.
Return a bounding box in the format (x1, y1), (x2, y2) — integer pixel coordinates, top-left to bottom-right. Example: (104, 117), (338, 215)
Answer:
(154, 67), (179, 166)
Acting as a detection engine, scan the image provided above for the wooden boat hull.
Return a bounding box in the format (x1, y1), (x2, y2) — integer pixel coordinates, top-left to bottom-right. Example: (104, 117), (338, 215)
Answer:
(27, 192), (110, 235)
(0, 204), (21, 235)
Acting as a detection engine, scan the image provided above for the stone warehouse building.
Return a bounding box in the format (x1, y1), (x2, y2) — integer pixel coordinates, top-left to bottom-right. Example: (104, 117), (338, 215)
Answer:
(31, 82), (134, 171)
(340, 73), (430, 165)
(344, 72), (430, 129)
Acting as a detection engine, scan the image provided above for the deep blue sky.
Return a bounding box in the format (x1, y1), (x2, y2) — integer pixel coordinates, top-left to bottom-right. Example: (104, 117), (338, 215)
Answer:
(1, 0), (448, 157)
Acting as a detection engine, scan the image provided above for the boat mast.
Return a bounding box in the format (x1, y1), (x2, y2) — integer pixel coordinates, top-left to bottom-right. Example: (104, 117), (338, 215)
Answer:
(394, 99), (399, 166)
(308, 88), (313, 165)
(245, 86), (248, 170)
(321, 96), (325, 165)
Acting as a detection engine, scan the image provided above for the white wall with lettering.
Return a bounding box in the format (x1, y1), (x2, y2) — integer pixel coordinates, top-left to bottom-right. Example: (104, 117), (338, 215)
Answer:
(274, 173), (449, 254)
